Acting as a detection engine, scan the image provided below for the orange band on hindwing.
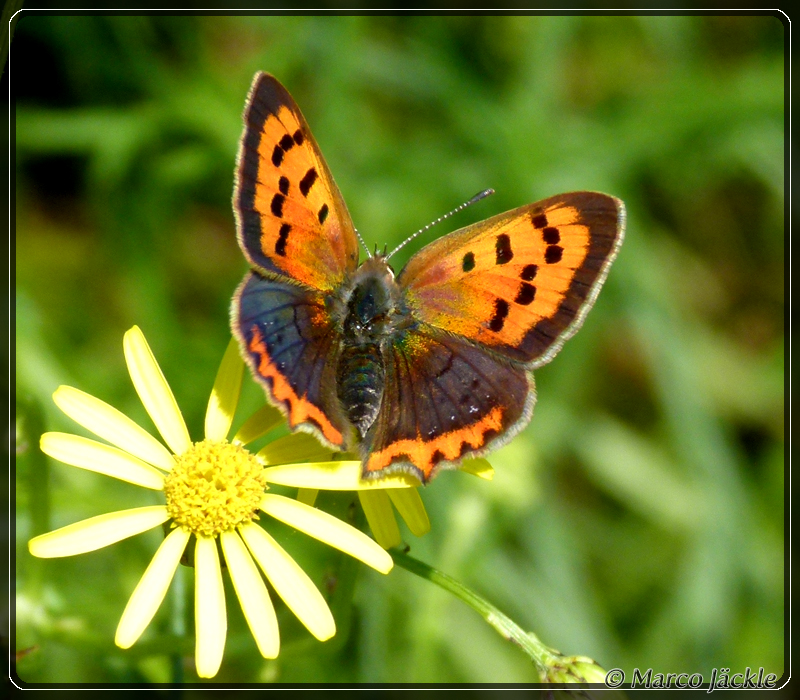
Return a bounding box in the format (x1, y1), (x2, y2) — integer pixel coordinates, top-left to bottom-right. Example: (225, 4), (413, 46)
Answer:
(247, 326), (343, 447)
(364, 406), (505, 482)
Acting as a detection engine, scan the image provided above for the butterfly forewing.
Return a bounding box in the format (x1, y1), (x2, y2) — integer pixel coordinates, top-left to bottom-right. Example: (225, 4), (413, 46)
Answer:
(234, 72), (359, 291)
(398, 192), (625, 367)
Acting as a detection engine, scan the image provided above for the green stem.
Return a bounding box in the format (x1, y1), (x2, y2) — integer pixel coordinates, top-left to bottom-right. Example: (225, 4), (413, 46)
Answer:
(390, 548), (556, 679)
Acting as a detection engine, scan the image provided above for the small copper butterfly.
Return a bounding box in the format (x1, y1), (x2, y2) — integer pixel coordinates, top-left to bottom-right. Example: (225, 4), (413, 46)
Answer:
(231, 73), (625, 483)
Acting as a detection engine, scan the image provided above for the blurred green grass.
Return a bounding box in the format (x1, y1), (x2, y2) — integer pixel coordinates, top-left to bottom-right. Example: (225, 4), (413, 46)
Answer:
(14, 14), (784, 684)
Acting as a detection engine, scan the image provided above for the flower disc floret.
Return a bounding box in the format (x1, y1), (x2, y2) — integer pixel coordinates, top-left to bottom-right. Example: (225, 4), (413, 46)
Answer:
(164, 439), (266, 537)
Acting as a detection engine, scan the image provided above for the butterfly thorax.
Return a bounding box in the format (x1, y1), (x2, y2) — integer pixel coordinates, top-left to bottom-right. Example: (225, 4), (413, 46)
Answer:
(333, 256), (411, 440)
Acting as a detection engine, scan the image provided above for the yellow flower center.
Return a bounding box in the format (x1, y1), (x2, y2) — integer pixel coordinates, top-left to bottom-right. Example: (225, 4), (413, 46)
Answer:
(163, 439), (267, 537)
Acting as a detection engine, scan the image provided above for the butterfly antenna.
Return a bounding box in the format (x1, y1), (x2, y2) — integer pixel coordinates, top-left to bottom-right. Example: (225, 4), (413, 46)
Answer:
(355, 228), (372, 258)
(385, 189), (495, 260)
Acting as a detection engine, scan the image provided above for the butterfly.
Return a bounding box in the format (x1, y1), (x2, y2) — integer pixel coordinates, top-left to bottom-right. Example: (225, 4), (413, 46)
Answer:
(231, 72), (625, 484)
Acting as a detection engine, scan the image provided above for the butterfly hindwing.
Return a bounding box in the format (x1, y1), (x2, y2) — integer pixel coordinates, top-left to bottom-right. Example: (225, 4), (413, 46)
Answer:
(362, 325), (535, 483)
(233, 272), (350, 449)
(234, 72), (359, 291)
(398, 192), (625, 367)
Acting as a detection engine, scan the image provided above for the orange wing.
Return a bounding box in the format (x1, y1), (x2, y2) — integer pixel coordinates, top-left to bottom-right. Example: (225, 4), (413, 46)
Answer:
(234, 72), (359, 291)
(398, 192), (625, 367)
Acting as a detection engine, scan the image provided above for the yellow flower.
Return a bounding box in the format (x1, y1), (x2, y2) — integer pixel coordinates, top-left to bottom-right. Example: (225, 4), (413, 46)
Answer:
(27, 326), (392, 678)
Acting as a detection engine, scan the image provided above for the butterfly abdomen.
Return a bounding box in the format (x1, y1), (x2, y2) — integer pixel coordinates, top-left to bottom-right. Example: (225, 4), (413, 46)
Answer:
(334, 256), (408, 439)
(336, 341), (384, 438)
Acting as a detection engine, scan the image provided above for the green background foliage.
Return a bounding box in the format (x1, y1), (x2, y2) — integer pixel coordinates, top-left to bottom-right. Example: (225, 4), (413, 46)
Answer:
(14, 14), (784, 685)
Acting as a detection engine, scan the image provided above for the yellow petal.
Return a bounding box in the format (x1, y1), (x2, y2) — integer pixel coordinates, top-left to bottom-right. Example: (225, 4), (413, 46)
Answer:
(220, 530), (279, 658)
(260, 494), (392, 574)
(52, 385), (174, 471)
(28, 506), (169, 558)
(296, 488), (319, 507)
(115, 527), (189, 648)
(123, 326), (191, 456)
(195, 536), (226, 678)
(205, 338), (244, 442)
(240, 522), (335, 641)
(40, 432), (165, 490)
(264, 460), (419, 490)
(258, 432), (334, 466)
(358, 490), (402, 550)
(388, 488), (431, 537)
(460, 458), (494, 480)
(232, 404), (283, 445)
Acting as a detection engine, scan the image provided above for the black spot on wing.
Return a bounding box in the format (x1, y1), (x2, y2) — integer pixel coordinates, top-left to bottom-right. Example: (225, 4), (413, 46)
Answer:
(495, 234), (513, 265)
(275, 223), (290, 256)
(271, 193), (285, 217)
(515, 282), (536, 305)
(271, 133), (297, 168)
(279, 134), (295, 151)
(545, 245), (563, 264)
(521, 264), (538, 280)
(489, 298), (509, 332)
(462, 252), (475, 272)
(542, 227), (560, 244)
(300, 168), (318, 197)
(531, 211), (548, 229)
